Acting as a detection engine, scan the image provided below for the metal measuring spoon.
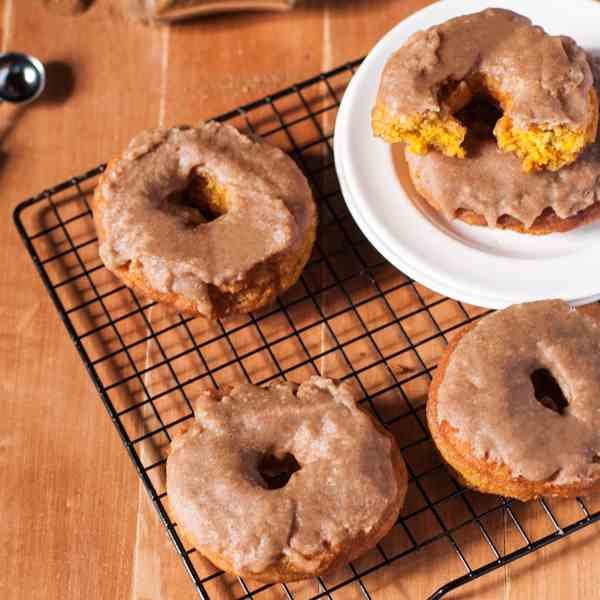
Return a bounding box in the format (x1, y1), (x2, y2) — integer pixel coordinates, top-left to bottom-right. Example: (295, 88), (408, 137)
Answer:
(0, 53), (46, 104)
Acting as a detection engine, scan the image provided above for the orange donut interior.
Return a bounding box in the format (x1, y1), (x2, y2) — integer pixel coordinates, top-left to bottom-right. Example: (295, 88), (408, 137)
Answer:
(372, 76), (599, 172)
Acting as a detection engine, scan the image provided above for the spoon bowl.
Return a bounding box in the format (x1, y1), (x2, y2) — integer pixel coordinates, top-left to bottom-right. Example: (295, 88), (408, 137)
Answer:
(0, 53), (46, 104)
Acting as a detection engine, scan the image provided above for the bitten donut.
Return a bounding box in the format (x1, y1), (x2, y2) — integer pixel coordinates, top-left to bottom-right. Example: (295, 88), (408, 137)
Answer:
(405, 68), (600, 234)
(167, 377), (407, 582)
(93, 123), (317, 319)
(373, 8), (598, 171)
(427, 301), (600, 501)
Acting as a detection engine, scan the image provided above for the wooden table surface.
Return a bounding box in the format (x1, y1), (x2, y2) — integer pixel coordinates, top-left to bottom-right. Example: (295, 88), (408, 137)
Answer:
(2, 1), (600, 599)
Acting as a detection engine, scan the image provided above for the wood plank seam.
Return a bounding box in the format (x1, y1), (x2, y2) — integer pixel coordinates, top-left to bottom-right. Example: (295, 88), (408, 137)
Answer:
(131, 22), (172, 600)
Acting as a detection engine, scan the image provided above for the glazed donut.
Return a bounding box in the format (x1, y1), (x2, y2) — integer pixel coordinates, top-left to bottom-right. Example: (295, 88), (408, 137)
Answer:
(93, 123), (317, 319)
(404, 61), (600, 234)
(167, 377), (407, 582)
(373, 8), (598, 172)
(427, 300), (600, 501)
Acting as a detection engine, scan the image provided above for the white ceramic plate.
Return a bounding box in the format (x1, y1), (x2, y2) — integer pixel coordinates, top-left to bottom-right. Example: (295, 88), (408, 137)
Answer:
(334, 0), (600, 309)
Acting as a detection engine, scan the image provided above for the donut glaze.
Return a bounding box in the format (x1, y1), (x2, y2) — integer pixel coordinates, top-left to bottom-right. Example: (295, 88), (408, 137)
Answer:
(93, 123), (316, 318)
(428, 301), (600, 500)
(167, 377), (407, 581)
(373, 8), (598, 171)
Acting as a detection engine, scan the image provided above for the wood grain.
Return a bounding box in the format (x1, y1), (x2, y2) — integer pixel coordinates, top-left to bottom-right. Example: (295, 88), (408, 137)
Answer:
(1, 2), (600, 600)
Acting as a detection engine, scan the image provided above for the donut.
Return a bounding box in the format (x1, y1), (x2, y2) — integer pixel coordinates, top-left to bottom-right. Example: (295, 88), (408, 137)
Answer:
(166, 377), (407, 582)
(404, 74), (600, 234)
(93, 123), (317, 319)
(403, 58), (600, 234)
(427, 300), (600, 501)
(372, 8), (599, 172)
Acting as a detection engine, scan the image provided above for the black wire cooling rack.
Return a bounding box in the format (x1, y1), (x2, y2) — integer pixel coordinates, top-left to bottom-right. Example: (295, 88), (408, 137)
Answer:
(14, 59), (600, 600)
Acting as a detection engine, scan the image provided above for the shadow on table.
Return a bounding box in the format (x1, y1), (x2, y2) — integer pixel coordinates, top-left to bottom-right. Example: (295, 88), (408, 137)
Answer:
(41, 61), (77, 105)
(0, 60), (75, 171)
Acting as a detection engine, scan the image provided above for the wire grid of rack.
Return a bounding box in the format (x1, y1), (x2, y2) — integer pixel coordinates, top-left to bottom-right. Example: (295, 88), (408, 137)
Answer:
(14, 59), (600, 600)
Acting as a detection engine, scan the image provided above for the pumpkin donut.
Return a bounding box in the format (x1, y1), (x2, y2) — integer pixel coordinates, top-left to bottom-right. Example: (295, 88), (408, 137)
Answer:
(167, 377), (407, 582)
(373, 8), (598, 172)
(403, 57), (600, 234)
(93, 123), (317, 319)
(427, 300), (600, 501)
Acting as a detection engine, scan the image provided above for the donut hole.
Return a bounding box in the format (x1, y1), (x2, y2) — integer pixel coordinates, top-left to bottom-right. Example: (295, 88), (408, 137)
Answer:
(440, 79), (477, 114)
(163, 170), (228, 226)
(258, 452), (301, 490)
(372, 77), (505, 159)
(189, 170), (229, 222)
(455, 98), (502, 140)
(530, 368), (569, 415)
